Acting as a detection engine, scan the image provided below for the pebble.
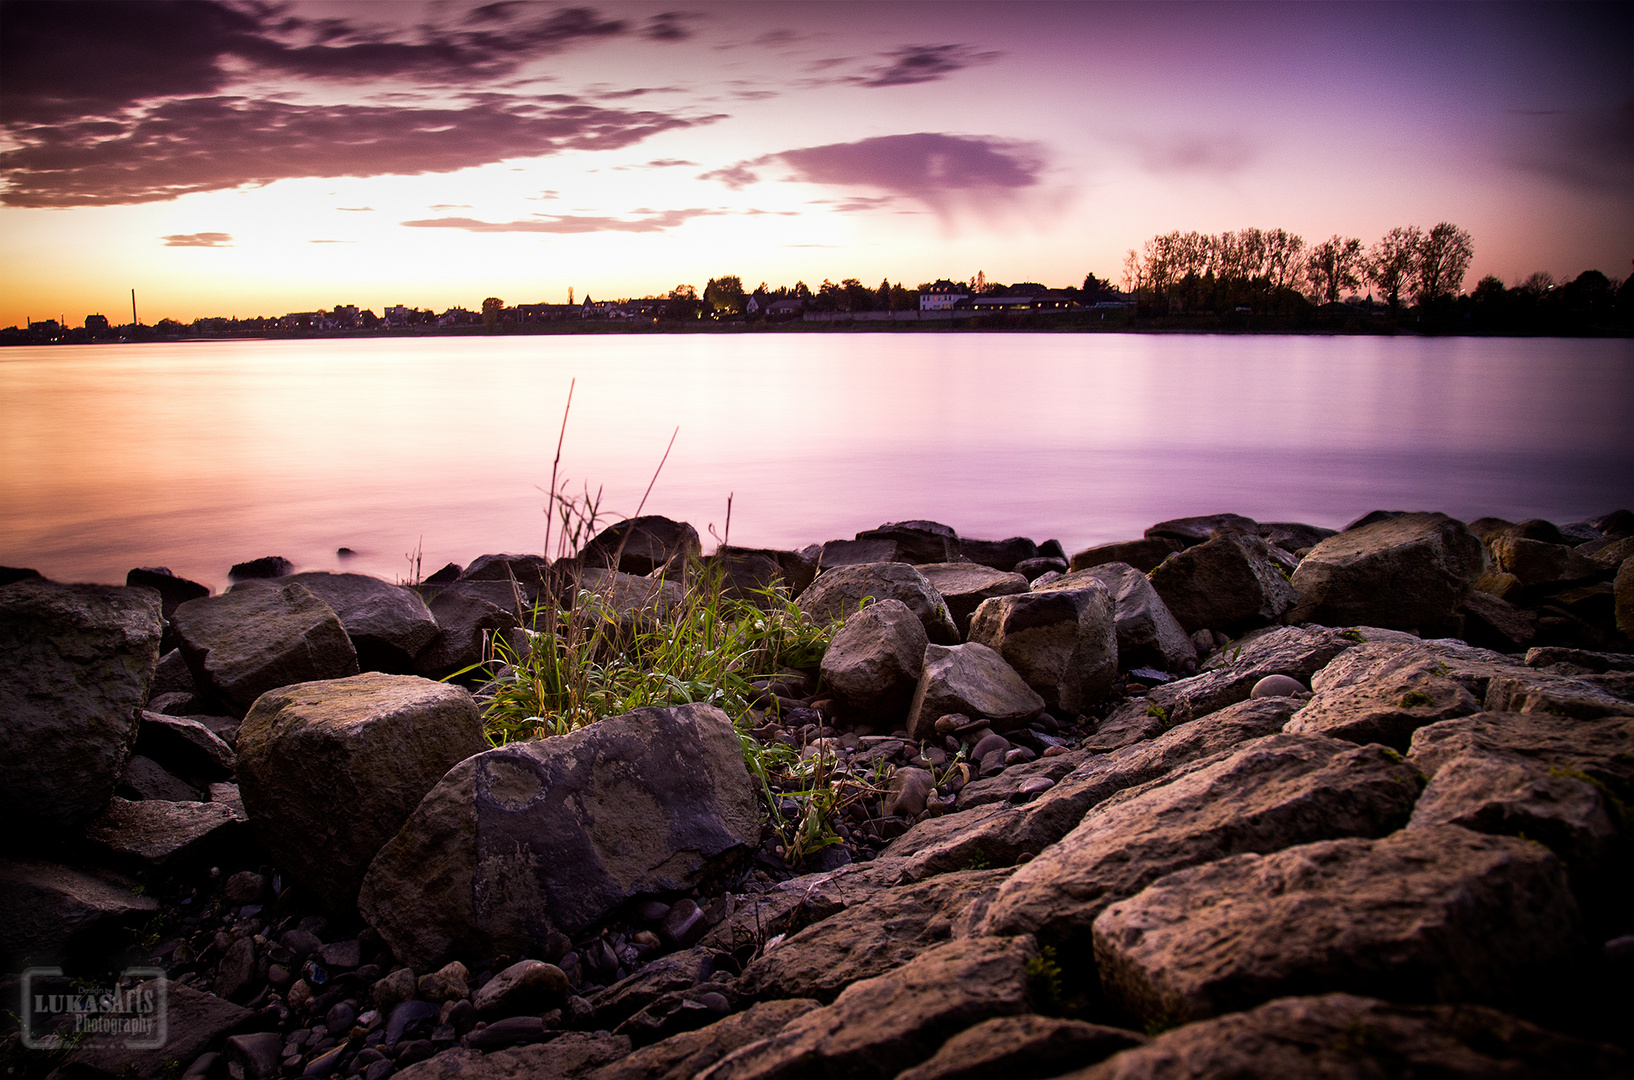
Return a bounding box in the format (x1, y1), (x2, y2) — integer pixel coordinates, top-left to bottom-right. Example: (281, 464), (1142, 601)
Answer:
(1042, 745), (1069, 758)
(934, 713), (969, 734)
(1017, 777), (1055, 796)
(1250, 674), (1307, 698)
(1003, 747), (1035, 766)
(971, 733), (1010, 761)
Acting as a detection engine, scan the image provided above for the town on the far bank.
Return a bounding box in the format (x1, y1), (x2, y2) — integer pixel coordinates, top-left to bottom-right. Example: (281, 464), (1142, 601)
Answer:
(7, 221), (1631, 344)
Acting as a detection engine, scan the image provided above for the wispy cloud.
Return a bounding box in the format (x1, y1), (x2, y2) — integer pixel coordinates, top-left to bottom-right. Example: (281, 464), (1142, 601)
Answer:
(161, 232), (232, 247)
(1118, 132), (1258, 176)
(400, 208), (715, 234)
(336, 206), (375, 212)
(855, 44), (1001, 88)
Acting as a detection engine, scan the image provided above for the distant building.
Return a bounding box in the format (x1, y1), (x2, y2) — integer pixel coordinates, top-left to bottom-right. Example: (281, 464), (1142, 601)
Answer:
(920, 281), (970, 311)
(84, 314), (109, 332)
(766, 298), (804, 317)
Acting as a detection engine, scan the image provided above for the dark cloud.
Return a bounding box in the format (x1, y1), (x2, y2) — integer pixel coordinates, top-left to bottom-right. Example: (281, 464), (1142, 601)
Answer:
(400, 208), (714, 233)
(856, 44), (1001, 88)
(1121, 133), (1257, 175)
(161, 232), (231, 247)
(647, 158), (697, 167)
(1503, 100), (1634, 196)
(698, 162), (762, 188)
(642, 12), (702, 42)
(2, 96), (706, 207)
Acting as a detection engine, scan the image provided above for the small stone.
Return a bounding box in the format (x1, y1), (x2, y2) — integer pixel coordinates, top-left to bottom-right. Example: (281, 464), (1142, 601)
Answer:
(660, 899), (708, 949)
(464, 1015), (547, 1051)
(325, 1002), (357, 1038)
(225, 1032), (285, 1080)
(1042, 745), (1068, 758)
(384, 1000), (439, 1050)
(470, 959), (569, 1019)
(287, 980), (314, 1011)
(884, 767), (935, 819)
(417, 961), (470, 1003)
(1004, 747), (1035, 766)
(301, 1045), (346, 1079)
(935, 713), (970, 734)
(1017, 777), (1055, 796)
(373, 969), (415, 1013)
(639, 900), (671, 922)
(393, 1040), (435, 1068)
(1251, 674), (1306, 698)
(317, 940), (362, 969)
(224, 871), (266, 905)
(971, 733), (1010, 761)
(363, 1061), (394, 1080)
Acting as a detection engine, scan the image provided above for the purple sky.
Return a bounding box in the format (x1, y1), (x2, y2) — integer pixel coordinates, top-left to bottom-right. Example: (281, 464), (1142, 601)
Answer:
(1, 0), (1629, 323)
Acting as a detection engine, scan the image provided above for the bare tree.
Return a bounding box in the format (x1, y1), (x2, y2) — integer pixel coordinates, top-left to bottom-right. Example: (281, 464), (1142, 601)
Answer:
(1366, 226), (1421, 310)
(1264, 229), (1306, 294)
(1413, 222), (1474, 303)
(1303, 236), (1365, 303)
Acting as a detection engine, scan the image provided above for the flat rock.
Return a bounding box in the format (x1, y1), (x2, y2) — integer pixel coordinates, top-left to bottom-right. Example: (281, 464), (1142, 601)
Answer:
(956, 750), (1091, 810)
(393, 1033), (633, 1080)
(63, 978), (255, 1080)
(819, 599), (928, 726)
(237, 673), (488, 911)
(82, 797), (243, 872)
(581, 516), (701, 576)
(1069, 538), (1183, 574)
(698, 862), (912, 957)
(0, 859), (157, 968)
(1144, 513), (1259, 547)
(1288, 512), (1487, 630)
(586, 999), (819, 1080)
(286, 572), (441, 672)
(1455, 589), (1536, 651)
(118, 754), (198, 802)
(815, 538), (899, 568)
(1057, 993), (1626, 1080)
(854, 521), (960, 564)
(134, 711), (235, 781)
(958, 537), (1038, 573)
(360, 704), (759, 970)
(886, 697), (1303, 880)
(979, 733), (1424, 952)
(0, 581), (163, 837)
(587, 947), (722, 1031)
(895, 1015), (1145, 1080)
(906, 643), (1047, 741)
(1257, 521), (1337, 553)
(1147, 531), (1298, 635)
(171, 582), (358, 714)
(736, 868), (1012, 1002)
(697, 935), (1037, 1080)
(1051, 563), (1194, 673)
(797, 562), (959, 644)
(915, 563), (1030, 637)
(1094, 826), (1581, 1026)
(966, 582), (1116, 716)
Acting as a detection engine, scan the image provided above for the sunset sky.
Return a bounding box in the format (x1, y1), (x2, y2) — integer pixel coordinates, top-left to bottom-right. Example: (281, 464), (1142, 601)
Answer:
(1, 0), (1630, 327)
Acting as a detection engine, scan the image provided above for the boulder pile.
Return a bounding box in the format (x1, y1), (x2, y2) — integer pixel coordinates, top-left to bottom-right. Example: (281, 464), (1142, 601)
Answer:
(3, 507), (1633, 1080)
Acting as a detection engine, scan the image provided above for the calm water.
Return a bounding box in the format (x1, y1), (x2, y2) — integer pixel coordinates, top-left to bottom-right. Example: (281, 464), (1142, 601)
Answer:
(3, 333), (1631, 591)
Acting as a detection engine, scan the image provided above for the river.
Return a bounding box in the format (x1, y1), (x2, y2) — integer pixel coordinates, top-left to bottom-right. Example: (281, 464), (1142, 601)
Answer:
(2, 333), (1631, 591)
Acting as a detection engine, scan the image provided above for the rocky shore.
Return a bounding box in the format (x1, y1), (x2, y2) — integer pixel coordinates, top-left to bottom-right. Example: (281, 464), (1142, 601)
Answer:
(3, 507), (1633, 1080)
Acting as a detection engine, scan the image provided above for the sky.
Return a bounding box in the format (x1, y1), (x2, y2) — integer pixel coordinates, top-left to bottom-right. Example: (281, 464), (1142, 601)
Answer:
(1, 0), (1630, 327)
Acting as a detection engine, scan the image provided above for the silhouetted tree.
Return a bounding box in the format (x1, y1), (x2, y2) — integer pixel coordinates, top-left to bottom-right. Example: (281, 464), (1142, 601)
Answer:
(1413, 222), (1474, 304)
(1366, 226), (1421, 311)
(1304, 236), (1365, 303)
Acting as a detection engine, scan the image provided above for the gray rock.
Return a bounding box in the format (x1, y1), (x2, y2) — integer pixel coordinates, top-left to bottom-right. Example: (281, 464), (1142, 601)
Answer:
(171, 583), (358, 714)
(1093, 826), (1581, 1025)
(885, 697), (1303, 879)
(819, 599), (928, 725)
(736, 868), (1011, 1003)
(286, 573), (440, 672)
(905, 643), (1047, 741)
(1525, 647), (1634, 674)
(1079, 700), (1169, 752)
(431, 578), (531, 617)
(395, 1033), (632, 1080)
(236, 673), (488, 911)
(894, 1015), (1145, 1080)
(359, 704), (759, 969)
(966, 583), (1117, 715)
(456, 555), (552, 606)
(126, 566), (211, 625)
(587, 946), (720, 1030)
(574, 568), (684, 634)
(416, 590), (518, 680)
(797, 562), (959, 644)
(581, 516), (701, 576)
(958, 537), (1039, 573)
(0, 581), (162, 836)
(225, 1031), (284, 1080)
(82, 797), (243, 872)
(1143, 624), (1387, 727)
(134, 711), (235, 780)
(0, 860), (156, 968)
(149, 647), (199, 699)
(585, 999), (819, 1080)
(979, 734), (1423, 950)
(229, 556), (292, 580)
(1045, 564), (1193, 674)
(1487, 535), (1604, 589)
(118, 754), (198, 802)
(698, 862), (912, 957)
(1058, 993), (1625, 1080)
(207, 782), (248, 821)
(1012, 557), (1068, 581)
(915, 563), (1030, 637)
(884, 767), (936, 820)
(956, 750), (1091, 810)
(708, 547), (817, 603)
(1145, 513), (1259, 547)
(214, 935), (258, 1001)
(815, 538), (899, 569)
(1147, 532), (1298, 635)
(854, 521), (959, 564)
(1250, 674), (1305, 698)
(1069, 538), (1183, 574)
(1289, 512), (1486, 629)
(1257, 521), (1338, 554)
(63, 978), (254, 1080)
(472, 960), (569, 1019)
(696, 935), (1037, 1080)
(1456, 589), (1536, 651)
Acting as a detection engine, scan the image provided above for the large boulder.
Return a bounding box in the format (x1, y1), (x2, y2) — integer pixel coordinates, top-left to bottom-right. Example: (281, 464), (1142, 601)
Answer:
(587, 1000), (820, 1080)
(1146, 532), (1297, 634)
(575, 568), (684, 632)
(966, 583), (1117, 715)
(0, 860), (157, 968)
(82, 797), (244, 872)
(62, 978), (255, 1080)
(854, 521), (960, 564)
(708, 546), (817, 602)
(895, 1015), (1144, 1080)
(915, 563), (1030, 638)
(1487, 534), (1604, 590)
(819, 599), (928, 725)
(236, 673), (488, 911)
(1069, 538), (1183, 574)
(171, 582), (358, 714)
(815, 538), (899, 569)
(1050, 564), (1194, 673)
(134, 711), (234, 781)
(359, 704), (759, 970)
(0, 581), (162, 838)
(1093, 826), (1581, 1025)
(958, 537), (1038, 573)
(698, 935), (1037, 1080)
(581, 516), (701, 575)
(285, 573), (440, 672)
(1061, 993), (1624, 1079)
(1288, 512), (1486, 629)
(979, 734), (1424, 952)
(797, 563), (959, 644)
(416, 590), (518, 679)
(906, 643), (1046, 740)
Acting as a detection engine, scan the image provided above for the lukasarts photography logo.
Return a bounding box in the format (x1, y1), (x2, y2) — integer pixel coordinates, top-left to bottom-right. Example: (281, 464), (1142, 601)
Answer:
(20, 967), (167, 1051)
